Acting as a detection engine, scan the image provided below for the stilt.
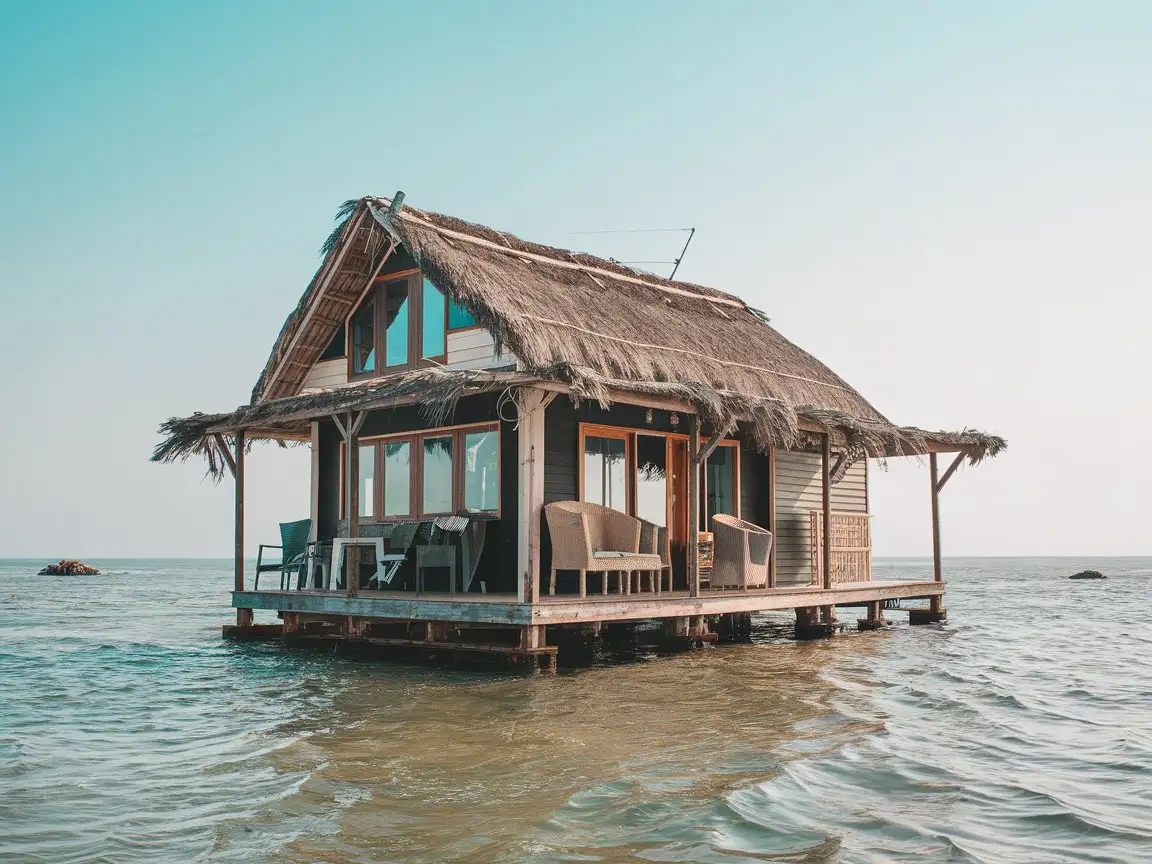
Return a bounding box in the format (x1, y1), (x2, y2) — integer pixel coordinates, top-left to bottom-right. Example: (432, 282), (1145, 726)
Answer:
(716, 611), (753, 642)
(795, 606), (838, 640)
(909, 606), (947, 625)
(858, 600), (889, 630)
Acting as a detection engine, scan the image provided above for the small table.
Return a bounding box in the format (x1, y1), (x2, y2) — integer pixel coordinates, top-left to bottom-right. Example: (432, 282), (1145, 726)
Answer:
(329, 537), (386, 591)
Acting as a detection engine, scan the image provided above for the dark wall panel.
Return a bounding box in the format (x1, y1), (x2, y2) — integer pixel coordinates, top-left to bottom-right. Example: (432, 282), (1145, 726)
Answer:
(315, 392), (519, 594)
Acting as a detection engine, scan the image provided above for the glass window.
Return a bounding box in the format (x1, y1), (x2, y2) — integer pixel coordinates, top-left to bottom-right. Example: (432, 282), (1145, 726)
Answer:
(584, 434), (628, 513)
(422, 435), (453, 514)
(463, 430), (499, 513)
(448, 298), (476, 330)
(351, 300), (375, 373)
(383, 441), (411, 517)
(383, 279), (409, 367)
(422, 278), (446, 359)
(635, 435), (667, 527)
(706, 446), (735, 521)
(358, 444), (375, 518)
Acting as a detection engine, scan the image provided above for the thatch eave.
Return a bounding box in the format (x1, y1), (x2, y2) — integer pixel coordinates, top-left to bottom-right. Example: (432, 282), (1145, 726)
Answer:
(154, 367), (1004, 481)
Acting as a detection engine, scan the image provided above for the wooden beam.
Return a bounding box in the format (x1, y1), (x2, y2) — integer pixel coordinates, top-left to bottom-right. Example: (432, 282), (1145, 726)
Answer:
(936, 451), (966, 493)
(350, 409), (366, 438)
(331, 413), (348, 441)
(262, 208), (368, 400)
(767, 446), (777, 589)
(929, 453), (942, 585)
(821, 432), (832, 591)
(688, 416), (701, 598)
(695, 424), (730, 465)
(214, 433), (237, 479)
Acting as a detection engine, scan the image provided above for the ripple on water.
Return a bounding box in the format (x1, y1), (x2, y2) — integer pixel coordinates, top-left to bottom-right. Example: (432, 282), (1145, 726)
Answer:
(1, 557), (1151, 863)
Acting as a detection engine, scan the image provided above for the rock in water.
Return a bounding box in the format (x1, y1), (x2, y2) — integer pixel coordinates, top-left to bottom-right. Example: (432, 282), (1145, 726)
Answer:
(1069, 570), (1105, 580)
(38, 560), (100, 576)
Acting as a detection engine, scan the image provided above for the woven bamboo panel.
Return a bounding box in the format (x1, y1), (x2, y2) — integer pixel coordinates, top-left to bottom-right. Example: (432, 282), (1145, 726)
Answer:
(809, 512), (872, 585)
(698, 531), (714, 587)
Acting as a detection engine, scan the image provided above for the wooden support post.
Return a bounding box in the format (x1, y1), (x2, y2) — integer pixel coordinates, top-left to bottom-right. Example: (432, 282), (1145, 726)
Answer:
(345, 411), (360, 598)
(517, 389), (550, 604)
(308, 421), (320, 543)
(821, 432), (832, 591)
(767, 446), (777, 589)
(858, 600), (888, 630)
(233, 432), (251, 627)
(688, 416), (701, 598)
(929, 452), (944, 616)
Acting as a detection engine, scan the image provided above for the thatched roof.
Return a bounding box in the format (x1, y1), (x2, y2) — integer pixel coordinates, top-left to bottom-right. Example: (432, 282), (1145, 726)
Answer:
(158, 193), (1005, 476)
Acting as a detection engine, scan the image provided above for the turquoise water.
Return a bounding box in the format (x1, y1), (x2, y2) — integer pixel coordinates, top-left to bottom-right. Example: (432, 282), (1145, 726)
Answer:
(1, 557), (1150, 862)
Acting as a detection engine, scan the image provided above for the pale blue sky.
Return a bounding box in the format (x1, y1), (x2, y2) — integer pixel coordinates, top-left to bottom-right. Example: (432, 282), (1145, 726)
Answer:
(1, 2), (1148, 557)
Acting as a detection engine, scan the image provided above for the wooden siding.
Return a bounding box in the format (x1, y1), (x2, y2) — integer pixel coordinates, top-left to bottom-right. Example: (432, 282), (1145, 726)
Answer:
(774, 452), (867, 586)
(445, 328), (516, 370)
(301, 357), (348, 391)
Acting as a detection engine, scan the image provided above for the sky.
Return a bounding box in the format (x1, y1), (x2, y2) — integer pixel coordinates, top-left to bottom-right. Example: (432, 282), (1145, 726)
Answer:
(0, 1), (1148, 558)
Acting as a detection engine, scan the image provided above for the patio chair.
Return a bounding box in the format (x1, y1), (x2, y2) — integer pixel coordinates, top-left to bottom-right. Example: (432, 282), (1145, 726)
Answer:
(638, 519), (672, 594)
(255, 519), (313, 590)
(710, 514), (772, 589)
(544, 501), (662, 597)
(374, 521), (420, 589)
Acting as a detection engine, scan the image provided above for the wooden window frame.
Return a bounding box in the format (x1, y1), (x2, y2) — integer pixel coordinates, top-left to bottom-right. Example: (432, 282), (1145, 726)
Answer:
(577, 422), (740, 521)
(346, 271), (490, 380)
(340, 421), (500, 523)
(347, 268), (451, 381)
(577, 424), (634, 514)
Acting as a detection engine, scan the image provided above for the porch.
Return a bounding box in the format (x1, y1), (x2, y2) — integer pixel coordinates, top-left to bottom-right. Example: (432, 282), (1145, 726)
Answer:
(234, 578), (945, 627)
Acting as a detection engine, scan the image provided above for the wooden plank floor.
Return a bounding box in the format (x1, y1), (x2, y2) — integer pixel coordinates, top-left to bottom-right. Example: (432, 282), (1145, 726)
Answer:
(236, 580), (943, 626)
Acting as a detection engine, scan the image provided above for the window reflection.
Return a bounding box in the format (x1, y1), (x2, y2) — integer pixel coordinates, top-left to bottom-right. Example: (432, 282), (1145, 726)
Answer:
(358, 444), (375, 518)
(383, 441), (411, 517)
(583, 435), (627, 512)
(422, 278), (446, 359)
(351, 300), (375, 373)
(706, 446), (735, 521)
(635, 435), (666, 527)
(448, 298), (475, 329)
(384, 280), (409, 367)
(463, 430), (499, 512)
(422, 435), (453, 514)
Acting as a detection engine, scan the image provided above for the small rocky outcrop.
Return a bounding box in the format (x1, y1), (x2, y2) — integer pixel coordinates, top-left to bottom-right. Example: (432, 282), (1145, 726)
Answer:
(38, 560), (100, 576)
(1069, 570), (1105, 580)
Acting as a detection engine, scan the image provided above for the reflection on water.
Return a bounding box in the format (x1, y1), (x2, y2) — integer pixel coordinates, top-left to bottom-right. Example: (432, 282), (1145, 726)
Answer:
(1, 558), (1150, 863)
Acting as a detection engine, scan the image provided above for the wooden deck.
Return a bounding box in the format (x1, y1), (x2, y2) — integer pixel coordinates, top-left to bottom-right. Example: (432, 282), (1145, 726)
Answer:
(234, 580), (944, 626)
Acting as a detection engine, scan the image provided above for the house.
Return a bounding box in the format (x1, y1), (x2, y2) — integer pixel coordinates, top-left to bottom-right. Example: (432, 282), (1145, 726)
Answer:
(154, 193), (1004, 665)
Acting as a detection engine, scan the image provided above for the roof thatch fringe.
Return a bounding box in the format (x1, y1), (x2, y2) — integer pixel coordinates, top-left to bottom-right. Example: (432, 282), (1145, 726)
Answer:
(154, 366), (1005, 481)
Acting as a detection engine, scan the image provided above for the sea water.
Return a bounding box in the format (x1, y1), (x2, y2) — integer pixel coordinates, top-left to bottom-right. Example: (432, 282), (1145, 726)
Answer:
(1, 557), (1149, 863)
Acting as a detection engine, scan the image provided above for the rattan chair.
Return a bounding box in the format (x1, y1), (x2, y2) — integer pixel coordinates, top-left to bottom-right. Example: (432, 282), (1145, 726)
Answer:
(544, 501), (663, 597)
(710, 514), (772, 589)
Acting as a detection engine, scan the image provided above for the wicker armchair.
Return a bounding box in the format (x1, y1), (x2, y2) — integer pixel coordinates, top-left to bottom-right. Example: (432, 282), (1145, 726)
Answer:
(711, 514), (772, 589)
(638, 520), (671, 594)
(544, 501), (663, 597)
